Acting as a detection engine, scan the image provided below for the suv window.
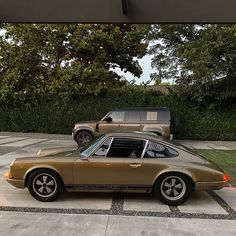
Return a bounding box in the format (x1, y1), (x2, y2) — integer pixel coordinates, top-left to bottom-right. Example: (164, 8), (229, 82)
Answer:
(109, 111), (125, 122)
(157, 110), (171, 121)
(125, 111), (141, 121)
(147, 111), (157, 121)
(144, 141), (178, 158)
(107, 138), (146, 158)
(140, 110), (171, 121)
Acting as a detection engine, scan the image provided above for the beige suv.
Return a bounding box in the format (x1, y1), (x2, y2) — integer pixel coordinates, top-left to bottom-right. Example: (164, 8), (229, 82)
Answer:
(72, 107), (173, 146)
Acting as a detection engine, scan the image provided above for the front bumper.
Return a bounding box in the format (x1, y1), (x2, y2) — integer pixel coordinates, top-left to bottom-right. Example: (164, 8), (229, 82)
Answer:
(4, 172), (25, 189)
(195, 180), (229, 191)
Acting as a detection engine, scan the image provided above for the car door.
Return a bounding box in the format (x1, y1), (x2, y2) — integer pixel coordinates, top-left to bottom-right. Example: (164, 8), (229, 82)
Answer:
(119, 110), (144, 131)
(74, 137), (147, 188)
(97, 111), (125, 134)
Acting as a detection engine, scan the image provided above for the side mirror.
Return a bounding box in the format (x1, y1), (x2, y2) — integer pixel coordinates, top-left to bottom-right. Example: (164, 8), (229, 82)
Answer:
(103, 116), (112, 123)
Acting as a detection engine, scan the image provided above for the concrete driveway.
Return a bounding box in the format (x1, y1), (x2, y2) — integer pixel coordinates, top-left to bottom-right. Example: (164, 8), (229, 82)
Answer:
(0, 133), (236, 235)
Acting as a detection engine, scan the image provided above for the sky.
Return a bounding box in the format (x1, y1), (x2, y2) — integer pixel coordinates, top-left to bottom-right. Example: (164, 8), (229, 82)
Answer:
(113, 55), (155, 85)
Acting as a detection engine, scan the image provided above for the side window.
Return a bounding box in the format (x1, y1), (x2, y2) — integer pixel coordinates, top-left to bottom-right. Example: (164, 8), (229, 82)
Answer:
(157, 110), (171, 121)
(107, 138), (146, 158)
(125, 111), (141, 121)
(109, 111), (125, 122)
(144, 142), (178, 158)
(147, 111), (158, 121)
(93, 138), (112, 157)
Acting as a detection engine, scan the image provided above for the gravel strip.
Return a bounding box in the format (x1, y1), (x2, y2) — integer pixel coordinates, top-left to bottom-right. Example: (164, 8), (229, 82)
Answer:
(207, 190), (236, 215)
(169, 206), (181, 215)
(1, 192), (235, 220)
(110, 193), (124, 215)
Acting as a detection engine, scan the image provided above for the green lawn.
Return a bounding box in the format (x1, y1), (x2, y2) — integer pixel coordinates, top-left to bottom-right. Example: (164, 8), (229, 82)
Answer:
(196, 150), (236, 187)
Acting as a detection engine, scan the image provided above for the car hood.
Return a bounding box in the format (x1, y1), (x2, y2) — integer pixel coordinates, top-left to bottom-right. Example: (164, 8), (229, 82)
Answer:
(37, 146), (78, 157)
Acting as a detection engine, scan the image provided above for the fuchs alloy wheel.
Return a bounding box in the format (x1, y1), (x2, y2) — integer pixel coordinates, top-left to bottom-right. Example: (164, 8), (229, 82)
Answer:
(155, 174), (191, 206)
(75, 131), (92, 146)
(28, 169), (62, 202)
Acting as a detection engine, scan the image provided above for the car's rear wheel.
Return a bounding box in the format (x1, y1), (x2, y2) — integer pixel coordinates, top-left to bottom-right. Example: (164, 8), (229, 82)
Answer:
(28, 169), (62, 202)
(75, 131), (92, 146)
(154, 173), (191, 206)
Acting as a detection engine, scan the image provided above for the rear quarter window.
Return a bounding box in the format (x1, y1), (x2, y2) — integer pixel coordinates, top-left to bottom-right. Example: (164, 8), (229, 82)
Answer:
(144, 141), (178, 158)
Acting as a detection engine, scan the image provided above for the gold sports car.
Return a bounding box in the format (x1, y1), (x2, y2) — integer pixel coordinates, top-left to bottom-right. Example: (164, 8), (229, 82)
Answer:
(5, 132), (229, 206)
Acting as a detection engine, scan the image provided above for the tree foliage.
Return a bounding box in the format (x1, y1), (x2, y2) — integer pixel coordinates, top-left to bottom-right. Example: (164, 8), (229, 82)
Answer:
(0, 24), (149, 104)
(149, 24), (236, 106)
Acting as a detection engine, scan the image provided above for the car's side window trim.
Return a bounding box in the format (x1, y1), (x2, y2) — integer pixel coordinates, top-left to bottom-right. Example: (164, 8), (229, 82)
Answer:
(140, 140), (149, 159)
(143, 141), (179, 158)
(105, 137), (114, 157)
(105, 137), (148, 159)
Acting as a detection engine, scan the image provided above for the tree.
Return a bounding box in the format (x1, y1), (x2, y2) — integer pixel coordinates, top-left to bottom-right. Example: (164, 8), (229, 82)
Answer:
(149, 24), (236, 106)
(0, 24), (149, 104)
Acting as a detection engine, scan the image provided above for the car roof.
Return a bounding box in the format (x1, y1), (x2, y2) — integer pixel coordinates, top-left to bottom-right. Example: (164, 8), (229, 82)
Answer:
(105, 131), (167, 141)
(104, 132), (187, 151)
(111, 107), (170, 112)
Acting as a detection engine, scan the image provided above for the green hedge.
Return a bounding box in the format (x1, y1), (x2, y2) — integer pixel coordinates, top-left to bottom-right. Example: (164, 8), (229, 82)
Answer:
(0, 87), (235, 140)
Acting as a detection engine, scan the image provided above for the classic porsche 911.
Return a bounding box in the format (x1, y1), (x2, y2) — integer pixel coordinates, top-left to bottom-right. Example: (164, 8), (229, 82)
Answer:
(5, 132), (229, 206)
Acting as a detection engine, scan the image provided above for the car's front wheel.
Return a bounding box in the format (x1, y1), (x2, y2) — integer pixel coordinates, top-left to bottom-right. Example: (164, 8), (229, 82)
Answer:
(154, 173), (192, 206)
(75, 131), (92, 146)
(28, 169), (62, 202)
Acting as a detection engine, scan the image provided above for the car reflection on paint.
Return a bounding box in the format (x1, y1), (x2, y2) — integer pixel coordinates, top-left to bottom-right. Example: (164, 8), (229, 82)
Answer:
(5, 132), (229, 206)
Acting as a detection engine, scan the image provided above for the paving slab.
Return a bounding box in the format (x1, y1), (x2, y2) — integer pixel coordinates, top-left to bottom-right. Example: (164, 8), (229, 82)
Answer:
(123, 194), (170, 212)
(0, 137), (28, 145)
(215, 187), (236, 211)
(0, 212), (108, 236)
(177, 140), (233, 150)
(106, 215), (236, 236)
(0, 178), (112, 210)
(0, 136), (10, 139)
(178, 191), (228, 214)
(207, 143), (231, 150)
(1, 138), (47, 147)
(0, 147), (19, 156)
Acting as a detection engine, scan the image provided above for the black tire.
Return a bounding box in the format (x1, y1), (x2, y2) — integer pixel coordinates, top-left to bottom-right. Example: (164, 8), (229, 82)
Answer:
(75, 131), (92, 146)
(28, 169), (62, 202)
(154, 173), (192, 206)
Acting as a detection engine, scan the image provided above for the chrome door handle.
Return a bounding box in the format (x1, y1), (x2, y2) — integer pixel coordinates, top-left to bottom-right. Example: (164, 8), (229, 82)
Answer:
(129, 164), (142, 168)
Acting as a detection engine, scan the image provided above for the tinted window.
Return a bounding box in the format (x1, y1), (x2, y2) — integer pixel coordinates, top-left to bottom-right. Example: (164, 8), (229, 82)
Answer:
(157, 110), (171, 121)
(125, 111), (141, 121)
(144, 141), (178, 158)
(109, 111), (125, 122)
(107, 138), (146, 158)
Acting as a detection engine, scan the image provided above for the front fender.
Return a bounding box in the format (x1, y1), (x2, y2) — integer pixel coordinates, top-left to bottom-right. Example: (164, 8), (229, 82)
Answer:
(24, 165), (62, 183)
(73, 127), (95, 139)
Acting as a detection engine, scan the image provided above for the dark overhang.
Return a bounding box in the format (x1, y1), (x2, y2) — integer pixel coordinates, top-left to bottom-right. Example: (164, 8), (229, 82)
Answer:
(0, 0), (236, 23)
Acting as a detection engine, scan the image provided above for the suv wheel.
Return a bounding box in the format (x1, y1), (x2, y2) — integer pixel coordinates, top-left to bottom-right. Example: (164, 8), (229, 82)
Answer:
(75, 131), (92, 146)
(154, 173), (191, 206)
(28, 169), (62, 202)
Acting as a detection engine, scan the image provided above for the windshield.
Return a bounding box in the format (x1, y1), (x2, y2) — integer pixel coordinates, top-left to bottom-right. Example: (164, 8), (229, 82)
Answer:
(80, 135), (106, 157)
